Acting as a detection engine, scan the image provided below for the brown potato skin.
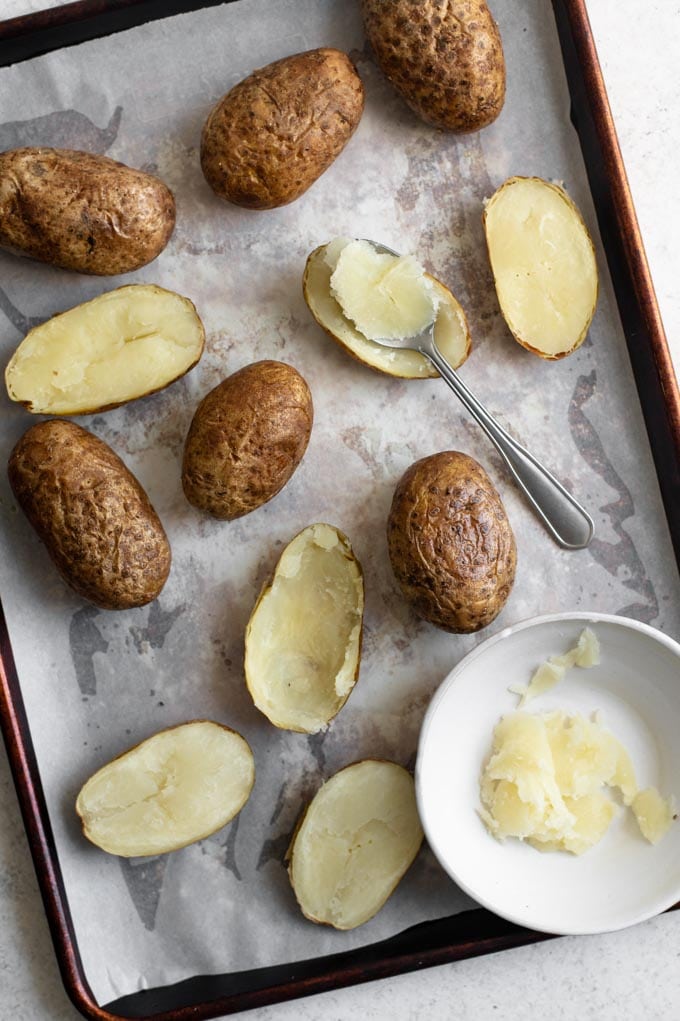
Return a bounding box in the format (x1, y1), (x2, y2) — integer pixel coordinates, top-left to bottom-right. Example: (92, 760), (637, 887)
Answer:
(362, 0), (505, 133)
(8, 420), (171, 610)
(387, 452), (516, 633)
(182, 360), (313, 519)
(200, 48), (365, 209)
(0, 148), (176, 275)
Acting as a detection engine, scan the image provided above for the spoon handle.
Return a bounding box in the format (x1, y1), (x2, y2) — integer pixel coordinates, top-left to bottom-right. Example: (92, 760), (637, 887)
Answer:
(422, 342), (594, 550)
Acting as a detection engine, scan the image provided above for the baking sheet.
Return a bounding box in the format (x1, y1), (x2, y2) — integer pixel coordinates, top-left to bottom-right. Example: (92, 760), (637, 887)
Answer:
(0, 0), (678, 1004)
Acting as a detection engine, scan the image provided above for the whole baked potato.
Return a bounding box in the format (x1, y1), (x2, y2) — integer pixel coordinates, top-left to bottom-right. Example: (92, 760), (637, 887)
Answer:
(200, 48), (365, 209)
(182, 360), (313, 519)
(0, 147), (175, 274)
(387, 451), (516, 633)
(362, 0), (506, 132)
(8, 419), (171, 610)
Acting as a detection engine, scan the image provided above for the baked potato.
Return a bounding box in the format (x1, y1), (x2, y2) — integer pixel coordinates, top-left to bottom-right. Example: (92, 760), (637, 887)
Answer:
(387, 451), (516, 633)
(8, 419), (171, 610)
(483, 176), (599, 358)
(201, 48), (365, 209)
(5, 284), (205, 415)
(287, 759), (423, 929)
(362, 0), (505, 132)
(303, 238), (470, 378)
(76, 720), (255, 856)
(0, 147), (175, 274)
(245, 523), (364, 733)
(182, 360), (313, 519)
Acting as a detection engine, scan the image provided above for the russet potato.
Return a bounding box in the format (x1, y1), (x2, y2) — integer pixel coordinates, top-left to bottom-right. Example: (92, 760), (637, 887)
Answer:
(287, 759), (423, 929)
(362, 0), (505, 133)
(303, 240), (471, 378)
(201, 48), (365, 209)
(483, 176), (599, 358)
(245, 524), (364, 733)
(182, 360), (313, 520)
(8, 419), (170, 610)
(76, 721), (255, 856)
(387, 451), (516, 633)
(0, 147), (175, 274)
(5, 284), (205, 416)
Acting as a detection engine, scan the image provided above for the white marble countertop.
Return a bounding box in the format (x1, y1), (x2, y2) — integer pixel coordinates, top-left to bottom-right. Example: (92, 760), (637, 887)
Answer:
(1, 2), (679, 1019)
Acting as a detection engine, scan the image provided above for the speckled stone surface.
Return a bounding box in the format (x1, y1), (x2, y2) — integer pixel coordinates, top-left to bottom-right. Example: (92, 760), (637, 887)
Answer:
(1, 2), (679, 1019)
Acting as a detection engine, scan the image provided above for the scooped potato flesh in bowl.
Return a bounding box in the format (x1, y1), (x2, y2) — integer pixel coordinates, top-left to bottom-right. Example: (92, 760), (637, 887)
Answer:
(303, 238), (471, 378)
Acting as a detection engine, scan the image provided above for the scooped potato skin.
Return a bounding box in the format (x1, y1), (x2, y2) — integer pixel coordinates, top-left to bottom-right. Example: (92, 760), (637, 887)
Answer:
(362, 0), (505, 133)
(200, 48), (365, 209)
(8, 420), (171, 610)
(387, 452), (516, 633)
(0, 147), (175, 274)
(182, 360), (313, 519)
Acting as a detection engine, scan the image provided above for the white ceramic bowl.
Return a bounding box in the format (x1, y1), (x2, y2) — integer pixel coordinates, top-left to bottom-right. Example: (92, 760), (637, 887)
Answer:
(416, 612), (680, 935)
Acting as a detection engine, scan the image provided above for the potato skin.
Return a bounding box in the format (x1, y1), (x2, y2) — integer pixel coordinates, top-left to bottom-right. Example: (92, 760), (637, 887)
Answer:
(200, 48), (365, 209)
(387, 452), (516, 633)
(362, 0), (505, 133)
(182, 360), (313, 519)
(8, 420), (171, 610)
(0, 147), (176, 274)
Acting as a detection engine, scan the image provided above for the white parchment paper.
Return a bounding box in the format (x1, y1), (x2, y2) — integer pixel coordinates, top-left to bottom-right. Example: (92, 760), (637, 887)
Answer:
(0, 0), (678, 1004)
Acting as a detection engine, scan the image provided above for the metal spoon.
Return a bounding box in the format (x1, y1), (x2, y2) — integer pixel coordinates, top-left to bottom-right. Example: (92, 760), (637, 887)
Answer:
(365, 240), (594, 550)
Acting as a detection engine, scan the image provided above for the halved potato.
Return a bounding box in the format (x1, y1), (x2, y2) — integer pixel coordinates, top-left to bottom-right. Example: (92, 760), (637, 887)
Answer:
(483, 177), (598, 359)
(244, 523), (364, 733)
(303, 241), (470, 378)
(5, 283), (205, 415)
(76, 721), (255, 857)
(288, 759), (423, 929)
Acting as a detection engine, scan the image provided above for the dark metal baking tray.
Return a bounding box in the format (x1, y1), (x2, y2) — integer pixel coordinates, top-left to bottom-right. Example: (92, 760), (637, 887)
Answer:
(1, 1), (679, 1018)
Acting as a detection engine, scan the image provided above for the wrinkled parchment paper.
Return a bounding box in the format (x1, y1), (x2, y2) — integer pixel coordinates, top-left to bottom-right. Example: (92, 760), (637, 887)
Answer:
(0, 0), (678, 1004)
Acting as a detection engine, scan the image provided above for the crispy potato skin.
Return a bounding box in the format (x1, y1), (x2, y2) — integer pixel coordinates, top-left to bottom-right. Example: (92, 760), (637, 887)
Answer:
(387, 452), (516, 633)
(182, 360), (313, 519)
(0, 148), (175, 274)
(200, 48), (365, 209)
(8, 420), (171, 610)
(362, 0), (505, 133)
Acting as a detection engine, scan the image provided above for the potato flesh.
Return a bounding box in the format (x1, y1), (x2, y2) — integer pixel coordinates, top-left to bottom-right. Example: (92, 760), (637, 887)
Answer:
(631, 788), (677, 845)
(245, 524), (363, 733)
(289, 760), (423, 929)
(485, 178), (598, 356)
(5, 284), (204, 414)
(76, 721), (255, 857)
(480, 710), (673, 854)
(327, 238), (437, 340)
(511, 627), (600, 706)
(304, 244), (470, 377)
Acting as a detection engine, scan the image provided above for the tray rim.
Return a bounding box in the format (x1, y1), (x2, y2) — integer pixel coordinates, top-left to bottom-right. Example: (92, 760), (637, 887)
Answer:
(0, 1), (679, 1019)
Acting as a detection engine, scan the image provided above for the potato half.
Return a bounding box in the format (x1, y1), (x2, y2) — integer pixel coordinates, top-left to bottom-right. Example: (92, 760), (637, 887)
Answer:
(288, 759), (423, 930)
(76, 721), (255, 857)
(5, 284), (205, 416)
(303, 242), (470, 378)
(483, 176), (599, 358)
(245, 523), (364, 733)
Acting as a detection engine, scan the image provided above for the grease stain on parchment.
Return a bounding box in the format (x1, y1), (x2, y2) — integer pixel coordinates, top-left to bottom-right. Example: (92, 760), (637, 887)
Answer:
(69, 606), (108, 696)
(0, 106), (122, 153)
(119, 856), (167, 932)
(570, 370), (658, 622)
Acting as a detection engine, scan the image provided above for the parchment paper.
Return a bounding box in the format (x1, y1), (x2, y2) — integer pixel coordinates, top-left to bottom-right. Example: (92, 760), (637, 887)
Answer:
(0, 0), (678, 1004)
